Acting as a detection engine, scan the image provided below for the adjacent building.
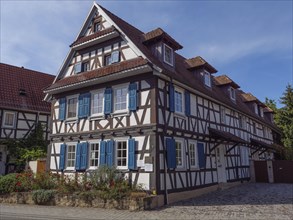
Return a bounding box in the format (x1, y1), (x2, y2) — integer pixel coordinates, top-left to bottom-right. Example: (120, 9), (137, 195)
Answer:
(0, 63), (54, 174)
(44, 3), (281, 203)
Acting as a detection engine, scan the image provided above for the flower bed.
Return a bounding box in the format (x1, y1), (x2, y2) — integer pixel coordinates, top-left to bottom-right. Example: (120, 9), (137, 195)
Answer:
(0, 167), (158, 210)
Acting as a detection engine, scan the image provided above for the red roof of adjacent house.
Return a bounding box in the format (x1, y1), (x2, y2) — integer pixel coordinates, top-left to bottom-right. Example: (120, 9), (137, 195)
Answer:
(0, 63), (54, 113)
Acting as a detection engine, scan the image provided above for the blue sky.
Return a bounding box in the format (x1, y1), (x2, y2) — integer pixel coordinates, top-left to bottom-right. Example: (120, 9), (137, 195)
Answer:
(1, 1), (292, 107)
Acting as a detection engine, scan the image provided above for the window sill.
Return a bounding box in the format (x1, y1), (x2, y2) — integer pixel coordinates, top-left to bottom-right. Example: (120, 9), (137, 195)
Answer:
(111, 110), (130, 118)
(174, 112), (186, 119)
(89, 115), (105, 120)
(65, 118), (78, 123)
(2, 126), (15, 129)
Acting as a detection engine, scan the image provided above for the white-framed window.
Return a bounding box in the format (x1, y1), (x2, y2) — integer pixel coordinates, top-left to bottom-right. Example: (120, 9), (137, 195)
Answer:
(252, 122), (257, 134)
(220, 107), (226, 124)
(163, 44), (173, 66)
(189, 141), (198, 168)
(175, 89), (184, 114)
(240, 146), (250, 166)
(230, 87), (236, 100)
(66, 143), (76, 169)
(2, 111), (15, 128)
(175, 140), (184, 168)
(94, 22), (101, 32)
(116, 140), (128, 169)
(91, 90), (104, 116)
(104, 54), (112, 66)
(66, 95), (78, 119)
(113, 84), (128, 113)
(204, 71), (211, 87)
(89, 142), (99, 169)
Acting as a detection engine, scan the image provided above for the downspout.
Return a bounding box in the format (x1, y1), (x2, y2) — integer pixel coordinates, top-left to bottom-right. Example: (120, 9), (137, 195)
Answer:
(164, 145), (168, 205)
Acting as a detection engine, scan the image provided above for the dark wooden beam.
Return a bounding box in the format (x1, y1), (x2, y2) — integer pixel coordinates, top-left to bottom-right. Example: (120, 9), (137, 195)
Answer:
(226, 142), (239, 154)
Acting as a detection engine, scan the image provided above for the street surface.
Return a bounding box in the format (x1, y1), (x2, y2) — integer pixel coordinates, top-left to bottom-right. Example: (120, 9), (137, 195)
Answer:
(0, 183), (292, 219)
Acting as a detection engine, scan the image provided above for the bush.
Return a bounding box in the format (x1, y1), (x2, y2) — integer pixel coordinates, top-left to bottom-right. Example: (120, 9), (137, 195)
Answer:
(33, 172), (59, 190)
(14, 171), (34, 192)
(32, 189), (56, 205)
(0, 173), (18, 194)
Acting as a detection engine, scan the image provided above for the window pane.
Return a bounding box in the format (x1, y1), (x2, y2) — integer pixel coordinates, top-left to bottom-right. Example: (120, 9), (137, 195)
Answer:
(176, 142), (183, 166)
(67, 98), (77, 118)
(89, 143), (99, 167)
(116, 141), (127, 168)
(175, 91), (183, 113)
(92, 92), (103, 114)
(4, 113), (14, 126)
(114, 87), (127, 111)
(66, 145), (76, 167)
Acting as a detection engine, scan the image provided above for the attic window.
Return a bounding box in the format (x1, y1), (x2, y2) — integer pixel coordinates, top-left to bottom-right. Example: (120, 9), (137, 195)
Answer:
(94, 22), (101, 32)
(204, 71), (211, 87)
(19, 89), (26, 96)
(104, 51), (120, 66)
(163, 44), (173, 66)
(259, 107), (264, 117)
(230, 87), (236, 100)
(254, 103), (258, 115)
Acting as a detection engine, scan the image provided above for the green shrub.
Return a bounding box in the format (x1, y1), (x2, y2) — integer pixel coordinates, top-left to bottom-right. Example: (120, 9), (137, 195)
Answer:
(33, 172), (59, 190)
(14, 171), (34, 192)
(0, 173), (18, 194)
(32, 189), (56, 205)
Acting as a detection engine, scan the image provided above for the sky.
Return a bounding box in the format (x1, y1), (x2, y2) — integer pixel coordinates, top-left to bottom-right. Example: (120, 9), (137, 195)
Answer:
(0, 0), (292, 107)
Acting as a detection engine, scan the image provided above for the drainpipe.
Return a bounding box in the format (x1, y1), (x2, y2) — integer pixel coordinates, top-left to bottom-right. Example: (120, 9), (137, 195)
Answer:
(164, 145), (168, 205)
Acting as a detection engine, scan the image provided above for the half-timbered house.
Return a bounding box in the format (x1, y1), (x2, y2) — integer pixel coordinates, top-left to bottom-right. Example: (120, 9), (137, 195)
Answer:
(44, 3), (282, 204)
(0, 63), (54, 174)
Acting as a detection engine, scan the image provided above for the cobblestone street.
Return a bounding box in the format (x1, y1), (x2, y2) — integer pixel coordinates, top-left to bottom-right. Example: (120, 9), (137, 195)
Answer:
(1, 183), (292, 219)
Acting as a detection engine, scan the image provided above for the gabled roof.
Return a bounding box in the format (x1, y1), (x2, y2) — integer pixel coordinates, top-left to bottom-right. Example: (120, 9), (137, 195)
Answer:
(142, 28), (183, 50)
(0, 63), (54, 113)
(241, 92), (266, 107)
(214, 75), (240, 88)
(185, 56), (217, 73)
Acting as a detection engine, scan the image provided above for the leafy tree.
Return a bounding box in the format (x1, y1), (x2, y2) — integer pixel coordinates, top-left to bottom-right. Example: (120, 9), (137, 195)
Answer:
(266, 84), (293, 160)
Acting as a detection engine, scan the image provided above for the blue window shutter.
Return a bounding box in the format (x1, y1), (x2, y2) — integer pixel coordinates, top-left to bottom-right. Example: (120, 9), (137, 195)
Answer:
(80, 142), (88, 170)
(104, 88), (112, 114)
(75, 62), (82, 74)
(78, 93), (91, 118)
(111, 51), (120, 63)
(128, 138), (136, 170)
(59, 144), (66, 171)
(169, 84), (175, 112)
(78, 94), (84, 118)
(100, 141), (107, 166)
(166, 138), (176, 169)
(185, 91), (191, 116)
(106, 140), (114, 166)
(197, 143), (206, 169)
(128, 83), (137, 111)
(59, 98), (66, 120)
(75, 143), (82, 170)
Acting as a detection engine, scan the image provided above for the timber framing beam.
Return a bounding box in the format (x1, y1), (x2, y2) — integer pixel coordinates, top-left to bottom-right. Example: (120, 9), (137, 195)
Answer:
(226, 142), (239, 154)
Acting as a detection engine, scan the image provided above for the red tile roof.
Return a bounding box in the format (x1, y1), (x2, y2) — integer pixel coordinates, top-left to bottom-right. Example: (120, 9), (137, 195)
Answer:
(185, 56), (217, 74)
(71, 26), (116, 47)
(214, 75), (240, 88)
(142, 28), (183, 50)
(45, 57), (148, 92)
(0, 63), (54, 113)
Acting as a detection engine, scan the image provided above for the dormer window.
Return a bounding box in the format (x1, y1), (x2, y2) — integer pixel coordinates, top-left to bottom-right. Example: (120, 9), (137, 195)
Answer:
(259, 107), (264, 117)
(230, 87), (236, 100)
(163, 44), (173, 66)
(204, 71), (211, 87)
(254, 103), (258, 115)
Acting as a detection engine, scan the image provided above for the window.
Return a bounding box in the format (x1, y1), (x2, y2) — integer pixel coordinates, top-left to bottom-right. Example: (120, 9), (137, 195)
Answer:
(91, 91), (104, 116)
(89, 143), (99, 168)
(113, 85), (128, 113)
(204, 71), (211, 87)
(66, 144), (76, 168)
(220, 107), (226, 124)
(82, 62), (90, 72)
(2, 111), (15, 128)
(175, 140), (184, 168)
(189, 142), (198, 168)
(104, 51), (120, 66)
(254, 103), (259, 115)
(175, 90), (183, 113)
(74, 62), (82, 74)
(104, 54), (112, 66)
(239, 115), (243, 128)
(163, 44), (173, 66)
(259, 107), (264, 117)
(94, 22), (101, 32)
(240, 147), (249, 166)
(0, 152), (2, 162)
(116, 140), (127, 169)
(230, 87), (236, 100)
(67, 96), (78, 119)
(252, 122), (257, 134)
